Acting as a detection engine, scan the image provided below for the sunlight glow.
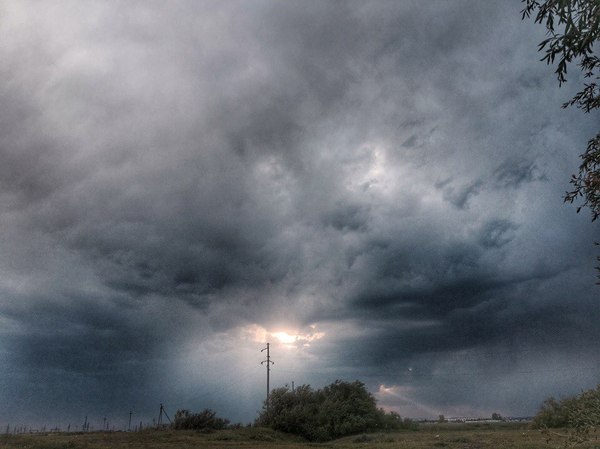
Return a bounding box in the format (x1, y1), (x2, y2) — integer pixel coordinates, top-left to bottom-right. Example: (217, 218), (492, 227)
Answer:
(272, 331), (296, 344)
(239, 324), (325, 349)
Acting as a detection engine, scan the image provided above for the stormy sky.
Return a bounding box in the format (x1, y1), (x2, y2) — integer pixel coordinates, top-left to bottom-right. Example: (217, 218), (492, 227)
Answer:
(0, 0), (599, 428)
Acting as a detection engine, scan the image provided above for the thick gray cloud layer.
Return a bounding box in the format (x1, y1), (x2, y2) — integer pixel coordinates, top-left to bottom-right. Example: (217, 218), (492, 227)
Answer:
(0, 0), (598, 426)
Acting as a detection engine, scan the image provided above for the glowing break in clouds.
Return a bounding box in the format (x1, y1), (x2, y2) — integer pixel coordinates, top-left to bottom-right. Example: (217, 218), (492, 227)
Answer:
(240, 324), (325, 349)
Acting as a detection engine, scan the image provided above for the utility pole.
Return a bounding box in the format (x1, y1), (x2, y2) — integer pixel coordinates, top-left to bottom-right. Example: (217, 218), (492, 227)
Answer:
(157, 403), (171, 428)
(261, 343), (274, 418)
(128, 411), (132, 431)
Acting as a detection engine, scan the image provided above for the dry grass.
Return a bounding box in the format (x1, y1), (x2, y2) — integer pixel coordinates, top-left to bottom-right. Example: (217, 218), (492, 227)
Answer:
(0, 423), (596, 449)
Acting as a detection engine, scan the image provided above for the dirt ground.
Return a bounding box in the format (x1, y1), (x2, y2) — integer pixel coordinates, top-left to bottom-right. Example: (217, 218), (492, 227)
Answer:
(0, 422), (595, 449)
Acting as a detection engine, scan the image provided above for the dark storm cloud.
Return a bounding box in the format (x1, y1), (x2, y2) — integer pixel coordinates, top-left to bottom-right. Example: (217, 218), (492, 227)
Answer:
(339, 275), (600, 366)
(478, 219), (518, 249)
(442, 179), (485, 209)
(0, 0), (598, 425)
(493, 157), (545, 188)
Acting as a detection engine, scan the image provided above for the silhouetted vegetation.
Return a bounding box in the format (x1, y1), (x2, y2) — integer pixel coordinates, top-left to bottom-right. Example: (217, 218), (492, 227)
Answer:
(522, 0), (600, 282)
(523, 1), (600, 224)
(172, 408), (230, 431)
(255, 379), (417, 442)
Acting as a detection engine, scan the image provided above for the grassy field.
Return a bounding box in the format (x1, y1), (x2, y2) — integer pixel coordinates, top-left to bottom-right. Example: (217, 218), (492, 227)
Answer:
(0, 423), (596, 449)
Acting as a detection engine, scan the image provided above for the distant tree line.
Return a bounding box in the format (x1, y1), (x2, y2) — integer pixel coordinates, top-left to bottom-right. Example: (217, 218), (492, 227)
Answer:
(255, 379), (416, 442)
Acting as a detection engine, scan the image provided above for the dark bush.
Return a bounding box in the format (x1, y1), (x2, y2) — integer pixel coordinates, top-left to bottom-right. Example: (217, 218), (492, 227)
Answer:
(531, 397), (572, 428)
(567, 385), (600, 445)
(172, 408), (230, 431)
(532, 385), (600, 447)
(256, 379), (416, 441)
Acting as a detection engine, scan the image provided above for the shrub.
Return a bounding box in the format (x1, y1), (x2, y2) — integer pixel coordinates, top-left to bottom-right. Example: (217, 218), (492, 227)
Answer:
(531, 397), (572, 429)
(172, 408), (230, 431)
(532, 385), (600, 447)
(567, 385), (600, 446)
(256, 379), (417, 441)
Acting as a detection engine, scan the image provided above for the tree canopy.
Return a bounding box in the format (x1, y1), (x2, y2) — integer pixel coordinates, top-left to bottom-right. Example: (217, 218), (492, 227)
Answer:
(522, 0), (600, 282)
(522, 0), (600, 223)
